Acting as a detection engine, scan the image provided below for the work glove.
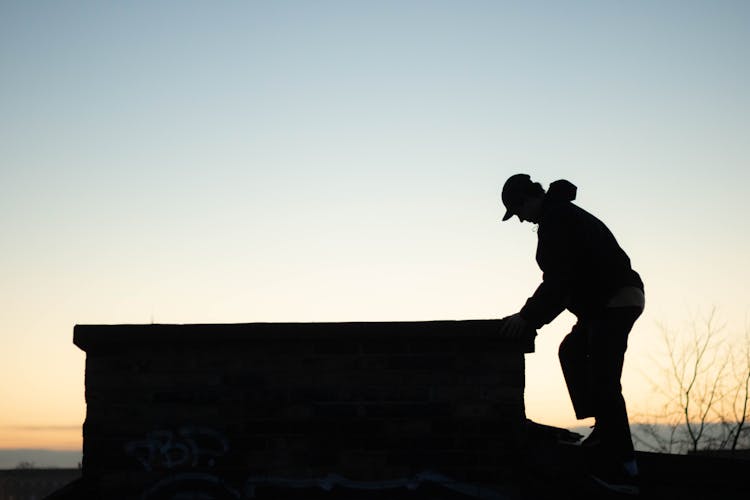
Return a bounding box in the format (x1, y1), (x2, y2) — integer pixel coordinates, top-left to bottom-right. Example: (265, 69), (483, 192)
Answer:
(499, 312), (532, 339)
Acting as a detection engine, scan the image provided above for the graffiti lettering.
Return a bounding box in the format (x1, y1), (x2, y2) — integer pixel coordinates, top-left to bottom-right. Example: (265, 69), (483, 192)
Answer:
(125, 428), (508, 499)
(124, 426), (229, 472)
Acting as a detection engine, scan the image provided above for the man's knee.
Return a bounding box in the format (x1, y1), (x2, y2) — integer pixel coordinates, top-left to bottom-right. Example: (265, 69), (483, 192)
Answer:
(558, 328), (585, 363)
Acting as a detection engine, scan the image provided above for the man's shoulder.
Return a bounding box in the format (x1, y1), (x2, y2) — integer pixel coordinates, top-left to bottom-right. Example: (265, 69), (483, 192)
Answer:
(540, 201), (607, 237)
(541, 201), (583, 225)
(556, 201), (604, 225)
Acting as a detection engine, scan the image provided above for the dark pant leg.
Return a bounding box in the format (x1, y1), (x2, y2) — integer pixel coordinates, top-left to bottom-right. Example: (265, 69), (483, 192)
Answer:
(588, 306), (642, 462)
(559, 322), (594, 419)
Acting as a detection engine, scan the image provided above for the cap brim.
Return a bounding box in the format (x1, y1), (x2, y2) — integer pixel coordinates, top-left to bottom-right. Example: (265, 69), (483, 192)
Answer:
(502, 209), (514, 221)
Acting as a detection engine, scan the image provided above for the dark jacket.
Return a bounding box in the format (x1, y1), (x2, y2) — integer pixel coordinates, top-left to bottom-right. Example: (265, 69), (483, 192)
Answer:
(519, 180), (643, 329)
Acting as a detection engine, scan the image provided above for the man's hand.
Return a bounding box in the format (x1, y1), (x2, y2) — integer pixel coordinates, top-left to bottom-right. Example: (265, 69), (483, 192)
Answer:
(499, 312), (531, 339)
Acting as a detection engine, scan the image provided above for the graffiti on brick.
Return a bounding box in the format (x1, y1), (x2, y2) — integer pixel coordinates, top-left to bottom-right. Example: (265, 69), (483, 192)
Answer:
(243, 471), (508, 499)
(133, 467), (508, 499)
(141, 472), (241, 500)
(124, 428), (509, 499)
(124, 426), (229, 472)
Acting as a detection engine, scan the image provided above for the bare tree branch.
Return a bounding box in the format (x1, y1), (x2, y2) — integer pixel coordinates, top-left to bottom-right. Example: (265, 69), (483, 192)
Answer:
(638, 307), (750, 454)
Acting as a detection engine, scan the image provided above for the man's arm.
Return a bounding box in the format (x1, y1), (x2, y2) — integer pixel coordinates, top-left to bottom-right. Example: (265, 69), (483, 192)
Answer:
(519, 209), (577, 329)
(519, 278), (569, 329)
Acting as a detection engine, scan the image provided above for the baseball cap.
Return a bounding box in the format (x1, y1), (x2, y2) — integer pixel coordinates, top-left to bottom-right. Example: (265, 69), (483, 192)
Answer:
(501, 173), (533, 221)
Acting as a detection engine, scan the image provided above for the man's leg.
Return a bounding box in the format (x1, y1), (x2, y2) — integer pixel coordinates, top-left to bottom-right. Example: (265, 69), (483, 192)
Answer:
(588, 306), (642, 462)
(559, 322), (594, 420)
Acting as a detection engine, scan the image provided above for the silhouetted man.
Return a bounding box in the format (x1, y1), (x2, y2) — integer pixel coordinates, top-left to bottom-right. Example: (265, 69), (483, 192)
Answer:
(498, 174), (644, 495)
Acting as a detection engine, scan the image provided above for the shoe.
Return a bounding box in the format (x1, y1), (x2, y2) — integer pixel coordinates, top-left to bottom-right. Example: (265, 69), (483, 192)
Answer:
(589, 461), (640, 496)
(581, 425), (600, 448)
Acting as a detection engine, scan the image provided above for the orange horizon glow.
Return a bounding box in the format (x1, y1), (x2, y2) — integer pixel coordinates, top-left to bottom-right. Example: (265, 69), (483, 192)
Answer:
(0, 428), (81, 451)
(2, 415), (746, 451)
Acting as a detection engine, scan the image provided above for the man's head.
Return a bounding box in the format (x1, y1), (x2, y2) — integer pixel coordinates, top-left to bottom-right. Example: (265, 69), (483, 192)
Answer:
(501, 173), (545, 223)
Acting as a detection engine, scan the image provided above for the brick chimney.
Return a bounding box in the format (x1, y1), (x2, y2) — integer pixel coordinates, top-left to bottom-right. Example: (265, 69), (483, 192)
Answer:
(74, 320), (533, 498)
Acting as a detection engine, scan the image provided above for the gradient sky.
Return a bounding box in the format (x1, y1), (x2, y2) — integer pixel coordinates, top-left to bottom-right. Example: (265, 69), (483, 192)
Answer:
(1, 1), (748, 451)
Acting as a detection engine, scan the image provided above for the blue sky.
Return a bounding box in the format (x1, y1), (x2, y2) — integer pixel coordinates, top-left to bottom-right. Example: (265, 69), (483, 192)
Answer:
(1, 1), (748, 449)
